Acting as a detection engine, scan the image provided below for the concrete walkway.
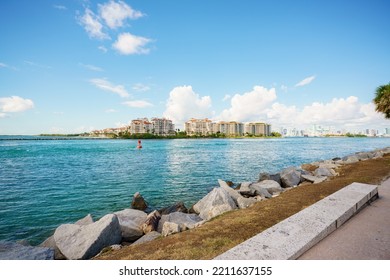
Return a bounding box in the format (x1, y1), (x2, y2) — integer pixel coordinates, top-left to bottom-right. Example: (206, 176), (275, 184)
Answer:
(215, 182), (379, 260)
(299, 178), (390, 260)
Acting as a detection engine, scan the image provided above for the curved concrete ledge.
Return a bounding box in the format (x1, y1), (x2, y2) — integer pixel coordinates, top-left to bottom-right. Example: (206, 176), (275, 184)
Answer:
(214, 182), (378, 260)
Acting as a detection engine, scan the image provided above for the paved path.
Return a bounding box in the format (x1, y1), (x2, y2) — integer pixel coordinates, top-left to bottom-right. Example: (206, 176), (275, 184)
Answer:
(215, 183), (378, 260)
(299, 178), (390, 260)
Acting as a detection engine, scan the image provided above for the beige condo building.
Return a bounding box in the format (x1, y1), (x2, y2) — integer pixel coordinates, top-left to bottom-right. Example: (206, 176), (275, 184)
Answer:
(244, 122), (271, 136)
(185, 118), (270, 136)
(151, 117), (175, 136)
(185, 118), (214, 136)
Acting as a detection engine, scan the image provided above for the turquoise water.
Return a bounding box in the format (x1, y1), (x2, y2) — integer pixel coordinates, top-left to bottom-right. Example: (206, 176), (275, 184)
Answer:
(0, 137), (389, 245)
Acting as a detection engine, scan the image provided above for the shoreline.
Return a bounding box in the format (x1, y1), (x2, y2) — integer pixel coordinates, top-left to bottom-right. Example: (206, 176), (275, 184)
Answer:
(1, 148), (390, 258)
(96, 147), (390, 260)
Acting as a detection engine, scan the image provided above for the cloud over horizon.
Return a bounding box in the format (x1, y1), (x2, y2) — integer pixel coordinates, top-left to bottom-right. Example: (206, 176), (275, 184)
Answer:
(218, 86), (277, 122)
(0, 96), (34, 114)
(163, 86), (213, 126)
(157, 84), (388, 131)
(265, 93), (387, 130)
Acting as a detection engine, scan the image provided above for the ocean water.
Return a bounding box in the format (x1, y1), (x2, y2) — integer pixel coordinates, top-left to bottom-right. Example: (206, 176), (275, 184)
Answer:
(0, 137), (389, 245)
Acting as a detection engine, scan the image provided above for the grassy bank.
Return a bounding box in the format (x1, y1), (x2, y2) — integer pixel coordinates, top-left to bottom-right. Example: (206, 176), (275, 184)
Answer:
(96, 154), (390, 260)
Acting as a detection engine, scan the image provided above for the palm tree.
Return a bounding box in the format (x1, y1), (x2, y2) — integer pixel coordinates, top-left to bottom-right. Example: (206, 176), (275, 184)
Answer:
(373, 83), (390, 119)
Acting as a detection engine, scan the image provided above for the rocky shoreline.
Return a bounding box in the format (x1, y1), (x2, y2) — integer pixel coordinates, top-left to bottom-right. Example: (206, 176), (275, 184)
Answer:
(1, 147), (389, 260)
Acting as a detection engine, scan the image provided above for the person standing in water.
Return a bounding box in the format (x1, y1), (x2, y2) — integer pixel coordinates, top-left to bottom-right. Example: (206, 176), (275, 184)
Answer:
(137, 139), (142, 149)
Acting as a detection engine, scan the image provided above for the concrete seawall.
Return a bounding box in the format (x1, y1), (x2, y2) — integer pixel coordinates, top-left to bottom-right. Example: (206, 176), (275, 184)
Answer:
(215, 182), (378, 260)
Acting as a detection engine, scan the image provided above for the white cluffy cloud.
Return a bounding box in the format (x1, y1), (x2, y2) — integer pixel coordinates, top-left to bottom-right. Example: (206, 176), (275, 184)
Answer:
(99, 0), (143, 29)
(112, 32), (151, 55)
(122, 100), (153, 108)
(0, 96), (34, 113)
(295, 75), (316, 87)
(78, 8), (109, 40)
(78, 1), (151, 55)
(219, 86), (277, 122)
(164, 86), (213, 125)
(214, 84), (386, 130)
(267, 96), (387, 129)
(90, 78), (130, 98)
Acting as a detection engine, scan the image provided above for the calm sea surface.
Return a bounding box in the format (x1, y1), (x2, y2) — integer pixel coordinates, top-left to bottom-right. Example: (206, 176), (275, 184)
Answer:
(0, 136), (389, 244)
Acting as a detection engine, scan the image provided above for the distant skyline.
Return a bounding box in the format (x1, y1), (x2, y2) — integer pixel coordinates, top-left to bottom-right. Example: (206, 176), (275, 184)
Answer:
(1, 0), (390, 135)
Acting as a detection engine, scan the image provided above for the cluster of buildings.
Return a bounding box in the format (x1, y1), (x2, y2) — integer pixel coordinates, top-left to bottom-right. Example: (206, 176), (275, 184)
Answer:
(277, 125), (390, 137)
(129, 118), (175, 135)
(90, 117), (389, 138)
(184, 118), (272, 136)
(91, 118), (175, 136)
(91, 117), (272, 137)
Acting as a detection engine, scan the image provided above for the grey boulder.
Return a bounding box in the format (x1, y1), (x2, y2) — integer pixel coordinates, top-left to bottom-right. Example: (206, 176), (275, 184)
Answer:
(301, 174), (327, 184)
(54, 214), (121, 260)
(0, 241), (54, 260)
(248, 183), (272, 198)
(159, 201), (188, 215)
(238, 182), (256, 197)
(39, 235), (66, 260)
(342, 155), (359, 164)
(314, 167), (336, 177)
(355, 152), (372, 161)
(280, 167), (302, 188)
(75, 214), (94, 226)
(162, 222), (180, 237)
(114, 209), (147, 242)
(236, 196), (257, 208)
(193, 188), (237, 220)
(40, 213), (94, 260)
(132, 231), (161, 246)
(157, 212), (202, 232)
(218, 179), (242, 206)
(251, 180), (283, 195)
(258, 172), (281, 185)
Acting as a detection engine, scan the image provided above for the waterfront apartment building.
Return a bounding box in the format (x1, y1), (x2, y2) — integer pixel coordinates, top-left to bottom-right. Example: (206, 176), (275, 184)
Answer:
(130, 118), (152, 134)
(130, 117), (175, 135)
(185, 118), (214, 136)
(218, 121), (245, 136)
(151, 118), (175, 136)
(244, 122), (271, 136)
(185, 118), (271, 137)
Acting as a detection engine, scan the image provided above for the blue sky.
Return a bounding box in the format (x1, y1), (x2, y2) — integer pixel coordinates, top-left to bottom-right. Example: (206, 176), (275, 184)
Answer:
(0, 0), (389, 134)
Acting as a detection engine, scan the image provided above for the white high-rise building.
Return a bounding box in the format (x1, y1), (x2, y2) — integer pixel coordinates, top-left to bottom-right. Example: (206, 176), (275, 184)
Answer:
(130, 118), (152, 134)
(244, 122), (271, 136)
(151, 118), (175, 135)
(185, 118), (214, 136)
